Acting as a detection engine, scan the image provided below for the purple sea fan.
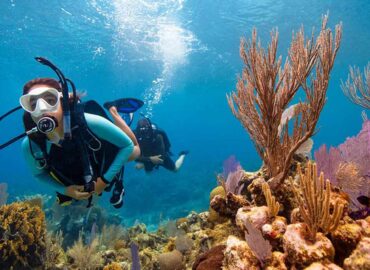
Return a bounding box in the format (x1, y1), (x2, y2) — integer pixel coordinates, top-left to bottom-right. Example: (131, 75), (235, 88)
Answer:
(222, 155), (241, 178)
(225, 166), (245, 195)
(314, 119), (370, 207)
(314, 145), (342, 186)
(243, 218), (272, 267)
(338, 120), (370, 176)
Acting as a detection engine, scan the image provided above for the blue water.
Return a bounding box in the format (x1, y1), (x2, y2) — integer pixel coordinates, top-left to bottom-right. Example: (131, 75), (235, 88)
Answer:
(0, 0), (369, 228)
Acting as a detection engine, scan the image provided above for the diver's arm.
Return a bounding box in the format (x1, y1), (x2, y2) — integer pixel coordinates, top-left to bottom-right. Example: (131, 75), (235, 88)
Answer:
(136, 156), (151, 162)
(85, 113), (134, 182)
(21, 138), (65, 194)
(108, 106), (140, 161)
(156, 134), (167, 156)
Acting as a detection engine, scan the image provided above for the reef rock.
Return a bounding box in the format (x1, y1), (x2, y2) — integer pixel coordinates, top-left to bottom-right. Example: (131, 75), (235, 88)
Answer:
(262, 216), (287, 241)
(211, 192), (250, 219)
(222, 235), (260, 270)
(283, 223), (335, 268)
(158, 250), (184, 270)
(264, 251), (287, 270)
(304, 262), (343, 270)
(236, 206), (269, 231)
(192, 245), (225, 270)
(331, 222), (363, 264)
(343, 237), (370, 270)
(356, 217), (370, 237)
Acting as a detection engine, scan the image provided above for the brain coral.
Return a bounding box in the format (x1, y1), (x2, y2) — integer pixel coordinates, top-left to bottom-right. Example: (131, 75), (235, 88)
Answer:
(0, 202), (46, 269)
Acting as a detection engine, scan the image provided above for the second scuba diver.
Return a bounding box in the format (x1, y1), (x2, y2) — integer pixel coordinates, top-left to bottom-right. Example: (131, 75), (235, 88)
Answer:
(134, 117), (188, 173)
(20, 74), (140, 208)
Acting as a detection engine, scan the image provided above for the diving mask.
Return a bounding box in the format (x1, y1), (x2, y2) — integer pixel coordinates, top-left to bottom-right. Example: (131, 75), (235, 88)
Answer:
(20, 87), (63, 117)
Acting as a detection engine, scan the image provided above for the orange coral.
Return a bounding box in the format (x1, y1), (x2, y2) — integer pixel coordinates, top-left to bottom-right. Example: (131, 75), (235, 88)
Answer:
(103, 262), (123, 270)
(0, 202), (46, 269)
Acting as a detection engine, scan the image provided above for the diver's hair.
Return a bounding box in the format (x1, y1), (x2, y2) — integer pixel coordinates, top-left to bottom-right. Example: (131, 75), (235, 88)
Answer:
(23, 77), (62, 95)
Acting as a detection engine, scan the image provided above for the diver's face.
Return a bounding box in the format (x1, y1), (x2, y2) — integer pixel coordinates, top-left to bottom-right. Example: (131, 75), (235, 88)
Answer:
(28, 84), (63, 123)
(137, 121), (152, 139)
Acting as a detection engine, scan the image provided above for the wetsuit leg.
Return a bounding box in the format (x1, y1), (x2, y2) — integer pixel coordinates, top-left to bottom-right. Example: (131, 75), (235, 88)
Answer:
(161, 155), (176, 171)
(143, 161), (156, 172)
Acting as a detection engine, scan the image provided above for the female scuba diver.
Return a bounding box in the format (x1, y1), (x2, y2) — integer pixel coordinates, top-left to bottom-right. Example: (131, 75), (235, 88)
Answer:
(20, 77), (140, 209)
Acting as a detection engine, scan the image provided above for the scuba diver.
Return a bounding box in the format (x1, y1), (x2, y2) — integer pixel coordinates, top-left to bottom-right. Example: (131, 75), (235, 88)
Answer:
(134, 117), (188, 173)
(0, 57), (142, 209)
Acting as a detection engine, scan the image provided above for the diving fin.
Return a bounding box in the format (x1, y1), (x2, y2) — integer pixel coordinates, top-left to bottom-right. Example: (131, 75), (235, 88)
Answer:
(103, 98), (144, 114)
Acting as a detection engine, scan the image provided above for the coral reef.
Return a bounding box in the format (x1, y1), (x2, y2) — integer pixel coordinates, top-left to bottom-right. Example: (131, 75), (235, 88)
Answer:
(4, 15), (369, 270)
(0, 202), (46, 269)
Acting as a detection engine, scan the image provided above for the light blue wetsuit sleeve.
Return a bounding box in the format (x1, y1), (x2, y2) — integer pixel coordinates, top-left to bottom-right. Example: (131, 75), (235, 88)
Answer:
(21, 137), (65, 193)
(85, 113), (134, 182)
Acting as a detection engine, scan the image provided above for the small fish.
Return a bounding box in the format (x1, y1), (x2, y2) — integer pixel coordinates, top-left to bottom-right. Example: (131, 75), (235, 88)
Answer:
(357, 195), (370, 207)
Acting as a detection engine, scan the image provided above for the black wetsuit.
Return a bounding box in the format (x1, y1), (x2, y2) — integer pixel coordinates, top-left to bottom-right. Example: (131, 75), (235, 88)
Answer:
(135, 132), (175, 172)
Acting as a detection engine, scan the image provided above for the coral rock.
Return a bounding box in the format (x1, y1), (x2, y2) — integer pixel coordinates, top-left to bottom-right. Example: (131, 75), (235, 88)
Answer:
(210, 186), (226, 200)
(103, 262), (123, 270)
(356, 218), (370, 237)
(192, 245), (226, 270)
(331, 223), (362, 264)
(283, 223), (335, 268)
(262, 216), (287, 239)
(211, 193), (250, 219)
(343, 237), (370, 270)
(264, 251), (287, 270)
(236, 206), (269, 231)
(158, 250), (184, 270)
(222, 235), (260, 270)
(304, 262), (343, 270)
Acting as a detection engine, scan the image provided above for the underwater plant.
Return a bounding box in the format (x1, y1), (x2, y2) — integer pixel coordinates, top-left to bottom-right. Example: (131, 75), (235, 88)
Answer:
(0, 202), (46, 269)
(227, 15), (342, 186)
(341, 62), (370, 109)
(290, 162), (344, 241)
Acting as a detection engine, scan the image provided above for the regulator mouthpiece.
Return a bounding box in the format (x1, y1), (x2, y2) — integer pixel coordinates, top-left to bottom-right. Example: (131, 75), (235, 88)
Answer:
(37, 116), (57, 134)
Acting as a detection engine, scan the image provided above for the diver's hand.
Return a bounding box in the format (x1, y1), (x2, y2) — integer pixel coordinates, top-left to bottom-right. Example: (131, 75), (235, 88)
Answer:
(65, 185), (92, 200)
(94, 177), (107, 195)
(135, 163), (145, 170)
(150, 155), (163, 164)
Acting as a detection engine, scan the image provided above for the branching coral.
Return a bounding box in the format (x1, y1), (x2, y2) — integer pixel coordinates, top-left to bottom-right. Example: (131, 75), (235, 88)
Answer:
(0, 202), (46, 269)
(290, 162), (344, 241)
(341, 62), (370, 109)
(227, 15), (342, 185)
(262, 182), (280, 218)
